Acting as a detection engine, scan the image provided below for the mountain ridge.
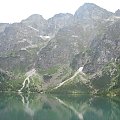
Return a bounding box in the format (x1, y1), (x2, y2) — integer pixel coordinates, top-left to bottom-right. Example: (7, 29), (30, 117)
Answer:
(0, 3), (120, 95)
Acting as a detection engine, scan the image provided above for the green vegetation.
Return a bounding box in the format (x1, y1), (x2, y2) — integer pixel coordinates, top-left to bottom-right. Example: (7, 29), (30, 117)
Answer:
(29, 74), (43, 92)
(51, 73), (91, 94)
(51, 58), (120, 96)
(107, 60), (120, 96)
(0, 71), (9, 82)
(38, 66), (59, 75)
(90, 60), (120, 96)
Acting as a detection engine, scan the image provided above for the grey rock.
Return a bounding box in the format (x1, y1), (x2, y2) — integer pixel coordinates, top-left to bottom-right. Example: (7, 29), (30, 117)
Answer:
(74, 3), (113, 20)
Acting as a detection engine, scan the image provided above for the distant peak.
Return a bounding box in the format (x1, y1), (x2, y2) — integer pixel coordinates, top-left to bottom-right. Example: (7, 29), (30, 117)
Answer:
(74, 2), (113, 20)
(21, 14), (46, 24)
(26, 14), (45, 20)
(21, 14), (47, 30)
(115, 9), (120, 16)
(115, 9), (120, 12)
(83, 3), (99, 7)
(53, 13), (73, 18)
(79, 2), (104, 10)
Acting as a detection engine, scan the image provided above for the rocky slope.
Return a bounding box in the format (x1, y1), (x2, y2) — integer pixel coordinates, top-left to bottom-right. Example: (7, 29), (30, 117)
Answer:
(74, 3), (113, 20)
(47, 13), (73, 35)
(0, 3), (120, 95)
(49, 4), (120, 95)
(52, 16), (120, 95)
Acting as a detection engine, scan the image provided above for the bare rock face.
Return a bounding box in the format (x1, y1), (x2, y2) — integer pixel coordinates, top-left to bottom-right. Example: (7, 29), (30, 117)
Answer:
(21, 14), (47, 34)
(47, 13), (73, 35)
(83, 20), (120, 73)
(115, 9), (120, 16)
(75, 3), (113, 20)
(0, 23), (44, 56)
(0, 23), (9, 33)
(37, 24), (85, 69)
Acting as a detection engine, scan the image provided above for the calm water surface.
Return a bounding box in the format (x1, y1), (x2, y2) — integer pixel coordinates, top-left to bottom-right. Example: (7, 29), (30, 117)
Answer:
(0, 93), (120, 120)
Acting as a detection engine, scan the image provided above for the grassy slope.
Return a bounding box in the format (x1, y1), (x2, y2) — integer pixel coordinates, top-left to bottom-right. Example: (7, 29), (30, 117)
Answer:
(51, 60), (120, 96)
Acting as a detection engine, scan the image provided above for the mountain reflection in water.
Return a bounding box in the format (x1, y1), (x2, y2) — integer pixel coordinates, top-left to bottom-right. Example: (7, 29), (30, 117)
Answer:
(0, 93), (120, 120)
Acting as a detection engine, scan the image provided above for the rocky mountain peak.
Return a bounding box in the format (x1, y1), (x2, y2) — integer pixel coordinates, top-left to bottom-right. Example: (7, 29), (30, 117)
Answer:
(21, 14), (47, 33)
(46, 13), (73, 34)
(81, 3), (99, 8)
(74, 3), (113, 20)
(115, 9), (120, 16)
(21, 14), (46, 22)
(52, 13), (73, 18)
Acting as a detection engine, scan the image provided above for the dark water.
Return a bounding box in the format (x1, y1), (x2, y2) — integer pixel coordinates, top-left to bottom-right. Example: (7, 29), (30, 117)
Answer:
(0, 93), (120, 120)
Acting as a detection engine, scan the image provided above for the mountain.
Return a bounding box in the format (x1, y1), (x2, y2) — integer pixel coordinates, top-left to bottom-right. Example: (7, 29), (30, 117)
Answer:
(51, 20), (120, 95)
(0, 3), (120, 95)
(74, 3), (113, 20)
(115, 9), (120, 16)
(21, 14), (47, 34)
(0, 23), (9, 33)
(47, 13), (73, 35)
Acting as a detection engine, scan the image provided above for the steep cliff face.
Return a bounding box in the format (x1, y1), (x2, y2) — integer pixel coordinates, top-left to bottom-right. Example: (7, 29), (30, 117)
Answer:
(53, 18), (120, 95)
(0, 23), (9, 33)
(0, 23), (46, 56)
(74, 3), (113, 20)
(49, 4), (120, 95)
(47, 13), (73, 35)
(37, 24), (85, 69)
(84, 20), (120, 95)
(83, 20), (120, 73)
(115, 9), (120, 16)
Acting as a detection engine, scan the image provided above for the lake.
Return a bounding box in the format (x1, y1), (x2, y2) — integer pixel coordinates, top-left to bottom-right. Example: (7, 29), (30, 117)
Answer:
(0, 93), (120, 120)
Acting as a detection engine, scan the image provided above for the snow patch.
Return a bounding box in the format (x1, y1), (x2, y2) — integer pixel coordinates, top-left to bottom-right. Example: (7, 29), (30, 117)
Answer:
(18, 39), (27, 43)
(28, 26), (39, 32)
(40, 35), (51, 40)
(21, 48), (27, 51)
(106, 16), (120, 22)
(72, 35), (78, 38)
(78, 67), (83, 72)
(53, 45), (57, 49)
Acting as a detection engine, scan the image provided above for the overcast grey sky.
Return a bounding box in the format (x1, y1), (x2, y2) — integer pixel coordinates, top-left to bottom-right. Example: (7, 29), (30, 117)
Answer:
(0, 0), (119, 23)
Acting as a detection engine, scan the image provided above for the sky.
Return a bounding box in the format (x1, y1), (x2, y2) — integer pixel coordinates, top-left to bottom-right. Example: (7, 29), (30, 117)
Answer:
(0, 0), (120, 23)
